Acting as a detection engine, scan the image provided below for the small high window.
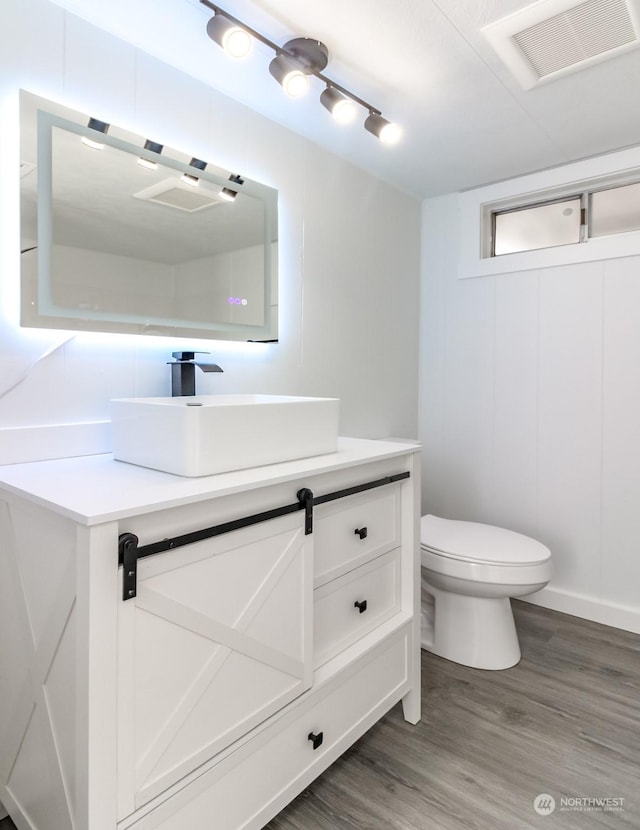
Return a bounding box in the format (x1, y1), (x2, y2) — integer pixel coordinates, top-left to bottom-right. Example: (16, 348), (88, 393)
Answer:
(493, 197), (582, 256)
(491, 179), (640, 257)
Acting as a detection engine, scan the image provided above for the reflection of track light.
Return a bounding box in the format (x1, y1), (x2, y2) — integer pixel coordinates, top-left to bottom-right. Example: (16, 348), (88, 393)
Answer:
(206, 13), (252, 58)
(320, 87), (357, 125)
(219, 173), (244, 202)
(181, 157), (207, 186)
(81, 117), (109, 150)
(364, 112), (402, 145)
(268, 54), (309, 98)
(219, 187), (237, 202)
(137, 139), (164, 170)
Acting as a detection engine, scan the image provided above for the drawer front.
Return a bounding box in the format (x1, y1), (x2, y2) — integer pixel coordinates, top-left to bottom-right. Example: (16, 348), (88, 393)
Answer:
(314, 550), (401, 668)
(124, 629), (410, 830)
(314, 484), (400, 586)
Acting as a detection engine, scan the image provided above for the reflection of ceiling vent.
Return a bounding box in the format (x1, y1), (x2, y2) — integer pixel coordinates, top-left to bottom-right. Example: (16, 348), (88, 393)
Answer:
(133, 178), (224, 213)
(482, 0), (640, 89)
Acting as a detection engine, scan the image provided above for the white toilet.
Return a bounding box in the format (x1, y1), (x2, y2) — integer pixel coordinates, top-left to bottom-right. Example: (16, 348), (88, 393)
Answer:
(420, 515), (552, 670)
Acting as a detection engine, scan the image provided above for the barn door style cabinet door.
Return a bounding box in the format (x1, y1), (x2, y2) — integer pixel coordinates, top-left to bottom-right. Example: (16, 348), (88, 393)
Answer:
(117, 513), (313, 813)
(0, 439), (421, 830)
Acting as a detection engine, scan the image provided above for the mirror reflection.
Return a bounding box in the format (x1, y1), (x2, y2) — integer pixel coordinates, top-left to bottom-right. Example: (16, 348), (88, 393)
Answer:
(19, 91), (278, 341)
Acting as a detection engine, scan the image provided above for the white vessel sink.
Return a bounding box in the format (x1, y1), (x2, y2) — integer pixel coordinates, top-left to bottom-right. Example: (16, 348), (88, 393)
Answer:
(110, 394), (340, 477)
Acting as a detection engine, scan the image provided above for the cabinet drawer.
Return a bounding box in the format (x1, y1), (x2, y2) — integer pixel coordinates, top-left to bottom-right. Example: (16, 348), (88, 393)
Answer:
(314, 484), (400, 586)
(124, 629), (410, 830)
(314, 549), (401, 668)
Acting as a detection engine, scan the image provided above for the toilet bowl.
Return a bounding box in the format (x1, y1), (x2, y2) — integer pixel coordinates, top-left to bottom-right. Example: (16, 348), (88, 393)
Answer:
(420, 515), (552, 670)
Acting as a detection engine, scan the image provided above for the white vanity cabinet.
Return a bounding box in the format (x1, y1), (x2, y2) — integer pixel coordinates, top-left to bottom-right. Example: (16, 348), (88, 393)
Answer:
(0, 438), (420, 830)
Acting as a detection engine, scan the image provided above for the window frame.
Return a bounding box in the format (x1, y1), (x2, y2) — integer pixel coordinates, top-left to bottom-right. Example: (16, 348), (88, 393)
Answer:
(457, 144), (640, 279)
(491, 180), (640, 258)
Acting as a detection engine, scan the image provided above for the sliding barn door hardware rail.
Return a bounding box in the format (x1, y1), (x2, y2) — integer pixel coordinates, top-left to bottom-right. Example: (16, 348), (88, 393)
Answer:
(118, 470), (410, 600)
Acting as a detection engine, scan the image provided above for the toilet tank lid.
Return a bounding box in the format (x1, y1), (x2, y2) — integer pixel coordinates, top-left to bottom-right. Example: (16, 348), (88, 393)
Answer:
(420, 515), (551, 565)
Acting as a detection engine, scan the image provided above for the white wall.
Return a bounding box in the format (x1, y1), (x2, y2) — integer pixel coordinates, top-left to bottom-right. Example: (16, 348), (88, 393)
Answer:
(0, 0), (420, 460)
(420, 188), (640, 634)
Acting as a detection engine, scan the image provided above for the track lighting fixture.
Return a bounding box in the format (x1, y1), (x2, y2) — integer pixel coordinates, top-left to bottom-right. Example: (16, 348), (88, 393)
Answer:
(181, 157), (207, 186)
(81, 117), (109, 150)
(137, 139), (164, 170)
(206, 12), (252, 58)
(200, 0), (401, 143)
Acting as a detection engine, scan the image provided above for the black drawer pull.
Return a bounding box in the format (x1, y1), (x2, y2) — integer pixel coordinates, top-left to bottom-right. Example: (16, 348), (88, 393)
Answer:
(354, 527), (368, 540)
(354, 599), (368, 614)
(308, 731), (324, 750)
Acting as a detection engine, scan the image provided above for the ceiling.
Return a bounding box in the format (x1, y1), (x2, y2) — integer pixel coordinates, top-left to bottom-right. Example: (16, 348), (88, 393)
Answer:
(47, 0), (640, 198)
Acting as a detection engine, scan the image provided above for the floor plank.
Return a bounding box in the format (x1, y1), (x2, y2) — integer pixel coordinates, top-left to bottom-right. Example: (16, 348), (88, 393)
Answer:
(267, 601), (640, 830)
(2, 601), (638, 829)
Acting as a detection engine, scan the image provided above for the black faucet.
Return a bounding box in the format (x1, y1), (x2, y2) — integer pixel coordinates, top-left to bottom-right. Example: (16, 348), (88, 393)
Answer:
(168, 351), (223, 396)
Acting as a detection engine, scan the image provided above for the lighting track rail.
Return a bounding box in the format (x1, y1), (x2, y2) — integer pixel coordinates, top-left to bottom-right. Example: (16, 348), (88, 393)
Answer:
(200, 0), (402, 144)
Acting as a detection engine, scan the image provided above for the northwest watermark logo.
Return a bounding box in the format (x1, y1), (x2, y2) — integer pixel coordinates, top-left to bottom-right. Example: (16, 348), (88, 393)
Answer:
(534, 794), (625, 816)
(533, 794), (556, 816)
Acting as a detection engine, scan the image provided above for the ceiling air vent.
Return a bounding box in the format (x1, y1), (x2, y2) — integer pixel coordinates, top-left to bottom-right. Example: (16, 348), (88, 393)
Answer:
(482, 0), (640, 89)
(133, 178), (224, 213)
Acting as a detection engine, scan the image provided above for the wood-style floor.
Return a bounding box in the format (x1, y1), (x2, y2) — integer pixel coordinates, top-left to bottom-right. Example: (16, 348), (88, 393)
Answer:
(267, 601), (640, 830)
(2, 601), (638, 830)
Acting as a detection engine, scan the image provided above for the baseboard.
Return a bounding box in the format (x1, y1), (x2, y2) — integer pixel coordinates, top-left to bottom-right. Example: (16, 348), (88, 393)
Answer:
(0, 422), (111, 465)
(520, 586), (640, 635)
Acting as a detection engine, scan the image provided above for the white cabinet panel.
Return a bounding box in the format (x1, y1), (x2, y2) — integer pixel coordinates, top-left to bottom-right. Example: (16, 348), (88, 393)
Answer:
(126, 629), (410, 830)
(117, 512), (313, 813)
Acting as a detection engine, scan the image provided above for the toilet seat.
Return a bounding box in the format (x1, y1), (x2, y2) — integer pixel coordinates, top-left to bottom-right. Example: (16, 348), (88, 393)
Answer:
(420, 514), (551, 566)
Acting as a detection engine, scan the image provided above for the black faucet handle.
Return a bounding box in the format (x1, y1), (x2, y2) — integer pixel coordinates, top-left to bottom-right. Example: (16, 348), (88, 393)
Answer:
(171, 351), (210, 361)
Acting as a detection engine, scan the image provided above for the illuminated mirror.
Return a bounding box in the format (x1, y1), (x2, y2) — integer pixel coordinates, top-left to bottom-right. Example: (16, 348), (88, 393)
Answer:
(19, 91), (278, 341)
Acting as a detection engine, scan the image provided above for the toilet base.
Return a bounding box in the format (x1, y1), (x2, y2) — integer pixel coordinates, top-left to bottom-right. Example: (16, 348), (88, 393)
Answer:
(421, 583), (521, 670)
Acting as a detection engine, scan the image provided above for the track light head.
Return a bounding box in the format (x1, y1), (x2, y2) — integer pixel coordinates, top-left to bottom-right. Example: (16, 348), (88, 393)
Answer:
(219, 187), (238, 202)
(320, 87), (357, 125)
(206, 13), (252, 58)
(269, 53), (309, 98)
(364, 112), (402, 145)
(269, 38), (329, 98)
(181, 157), (207, 186)
(137, 139), (164, 170)
(144, 140), (163, 154)
(87, 117), (109, 134)
(81, 117), (110, 150)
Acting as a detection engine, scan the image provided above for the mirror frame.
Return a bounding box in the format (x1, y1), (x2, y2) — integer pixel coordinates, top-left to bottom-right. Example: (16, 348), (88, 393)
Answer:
(20, 91), (279, 342)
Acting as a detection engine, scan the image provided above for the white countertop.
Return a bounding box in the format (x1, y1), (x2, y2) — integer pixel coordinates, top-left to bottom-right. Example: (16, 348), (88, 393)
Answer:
(0, 438), (420, 525)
